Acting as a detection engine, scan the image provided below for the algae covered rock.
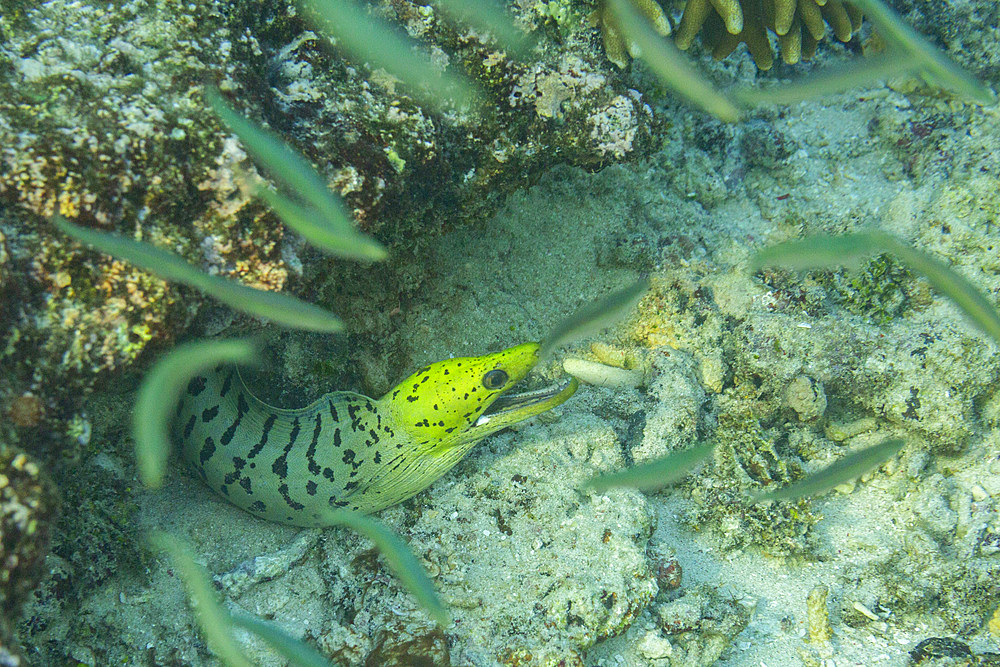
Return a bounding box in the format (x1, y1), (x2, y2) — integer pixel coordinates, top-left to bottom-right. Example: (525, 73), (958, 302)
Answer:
(0, 448), (57, 666)
(0, 0), (663, 451)
(0, 2), (665, 650)
(0, 0), (262, 423)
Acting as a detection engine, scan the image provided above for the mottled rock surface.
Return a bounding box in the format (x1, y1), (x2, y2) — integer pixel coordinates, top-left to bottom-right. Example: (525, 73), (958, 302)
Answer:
(0, 448), (57, 666)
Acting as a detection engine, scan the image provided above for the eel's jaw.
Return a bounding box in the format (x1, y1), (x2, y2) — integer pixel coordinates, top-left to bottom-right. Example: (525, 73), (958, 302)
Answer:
(471, 375), (579, 431)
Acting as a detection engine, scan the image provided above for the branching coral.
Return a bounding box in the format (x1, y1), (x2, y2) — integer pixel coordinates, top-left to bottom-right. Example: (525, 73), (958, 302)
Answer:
(675, 0), (864, 69)
(594, 0), (863, 71)
(592, 0), (673, 69)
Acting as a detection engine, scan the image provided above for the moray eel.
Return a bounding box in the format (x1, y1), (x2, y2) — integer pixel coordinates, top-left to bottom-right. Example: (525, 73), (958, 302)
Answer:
(173, 342), (577, 526)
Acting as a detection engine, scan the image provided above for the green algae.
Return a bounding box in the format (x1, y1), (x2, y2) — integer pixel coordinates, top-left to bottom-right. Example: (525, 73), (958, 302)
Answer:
(684, 408), (821, 556)
(830, 254), (912, 326)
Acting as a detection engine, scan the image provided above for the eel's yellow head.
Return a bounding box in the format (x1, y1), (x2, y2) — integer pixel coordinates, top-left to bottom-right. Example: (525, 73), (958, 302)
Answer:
(382, 342), (578, 452)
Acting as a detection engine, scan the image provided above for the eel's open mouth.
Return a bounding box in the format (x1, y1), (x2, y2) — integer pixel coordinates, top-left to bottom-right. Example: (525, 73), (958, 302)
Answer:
(473, 376), (577, 428)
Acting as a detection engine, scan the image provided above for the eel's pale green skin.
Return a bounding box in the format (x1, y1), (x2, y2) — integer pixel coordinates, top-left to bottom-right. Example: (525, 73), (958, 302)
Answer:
(174, 342), (578, 526)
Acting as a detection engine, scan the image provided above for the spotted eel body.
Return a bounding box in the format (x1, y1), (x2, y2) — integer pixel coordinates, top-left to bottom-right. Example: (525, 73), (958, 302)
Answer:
(173, 342), (578, 526)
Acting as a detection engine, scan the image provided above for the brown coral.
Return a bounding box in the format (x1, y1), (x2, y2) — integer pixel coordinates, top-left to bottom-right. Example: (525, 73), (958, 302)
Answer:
(592, 0), (673, 69)
(675, 0), (864, 69)
(6, 393), (44, 428)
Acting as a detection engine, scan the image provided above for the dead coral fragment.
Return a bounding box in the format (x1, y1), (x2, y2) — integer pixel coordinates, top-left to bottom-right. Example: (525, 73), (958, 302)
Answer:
(806, 584), (833, 643)
(675, 0), (864, 69)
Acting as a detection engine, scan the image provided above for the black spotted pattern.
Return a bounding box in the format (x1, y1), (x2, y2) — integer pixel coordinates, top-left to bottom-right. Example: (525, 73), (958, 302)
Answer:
(175, 351), (523, 527)
(306, 413), (322, 475)
(220, 370), (234, 398)
(220, 393), (249, 447)
(248, 414), (277, 459)
(200, 436), (216, 465)
(271, 417), (300, 479)
(187, 376), (207, 396)
(278, 483), (305, 511)
(183, 415), (197, 439)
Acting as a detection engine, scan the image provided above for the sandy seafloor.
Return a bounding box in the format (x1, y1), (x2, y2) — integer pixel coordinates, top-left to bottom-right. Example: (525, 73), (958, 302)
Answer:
(14, 28), (1000, 667)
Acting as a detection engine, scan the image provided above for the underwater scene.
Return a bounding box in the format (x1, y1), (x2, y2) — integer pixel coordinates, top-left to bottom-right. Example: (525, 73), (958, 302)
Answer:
(2, 0), (1000, 665)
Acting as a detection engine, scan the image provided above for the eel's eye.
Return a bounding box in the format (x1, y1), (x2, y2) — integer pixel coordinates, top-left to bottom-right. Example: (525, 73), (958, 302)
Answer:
(482, 369), (509, 390)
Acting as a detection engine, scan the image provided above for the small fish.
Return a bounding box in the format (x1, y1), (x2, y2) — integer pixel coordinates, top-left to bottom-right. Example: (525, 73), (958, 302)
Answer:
(205, 88), (387, 262)
(538, 276), (649, 360)
(752, 231), (1000, 347)
(54, 217), (344, 333)
(585, 442), (715, 492)
(752, 438), (905, 502)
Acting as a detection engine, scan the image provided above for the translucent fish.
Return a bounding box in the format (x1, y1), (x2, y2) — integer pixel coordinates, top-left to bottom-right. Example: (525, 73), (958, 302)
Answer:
(432, 0), (534, 57)
(751, 231), (1000, 346)
(324, 509), (450, 626)
(255, 184), (387, 262)
(54, 216), (345, 333)
(134, 339), (258, 490)
(606, 0), (741, 122)
(749, 232), (884, 272)
(150, 532), (255, 667)
(848, 0), (995, 105)
(879, 235), (1000, 346)
(734, 54), (905, 107)
(585, 442), (716, 492)
(205, 88), (387, 262)
(736, 0), (994, 110)
(229, 612), (332, 667)
(753, 438), (905, 502)
(152, 532), (333, 667)
(299, 0), (478, 110)
(539, 276), (649, 360)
